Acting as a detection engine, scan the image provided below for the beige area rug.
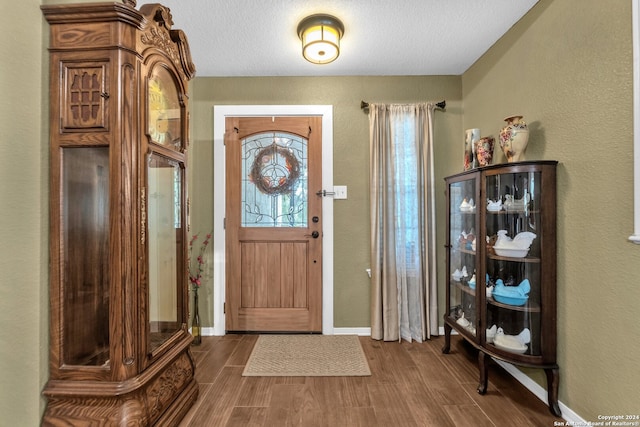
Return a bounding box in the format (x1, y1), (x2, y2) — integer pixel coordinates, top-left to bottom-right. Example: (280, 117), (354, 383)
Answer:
(242, 334), (371, 377)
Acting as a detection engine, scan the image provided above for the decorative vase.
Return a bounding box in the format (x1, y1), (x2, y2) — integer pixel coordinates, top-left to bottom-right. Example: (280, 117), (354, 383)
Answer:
(191, 289), (201, 345)
(474, 136), (495, 167)
(464, 128), (480, 170)
(499, 115), (529, 162)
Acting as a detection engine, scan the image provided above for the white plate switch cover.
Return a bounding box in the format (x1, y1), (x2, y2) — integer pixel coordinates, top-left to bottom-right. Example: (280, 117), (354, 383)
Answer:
(333, 185), (347, 199)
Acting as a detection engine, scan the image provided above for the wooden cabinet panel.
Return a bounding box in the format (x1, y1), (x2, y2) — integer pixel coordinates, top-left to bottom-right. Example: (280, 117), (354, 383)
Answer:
(61, 62), (109, 130)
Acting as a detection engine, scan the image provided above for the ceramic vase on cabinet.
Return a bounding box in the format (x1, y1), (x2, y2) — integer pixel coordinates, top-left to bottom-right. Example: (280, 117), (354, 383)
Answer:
(474, 136), (495, 167)
(464, 128), (480, 170)
(499, 115), (529, 162)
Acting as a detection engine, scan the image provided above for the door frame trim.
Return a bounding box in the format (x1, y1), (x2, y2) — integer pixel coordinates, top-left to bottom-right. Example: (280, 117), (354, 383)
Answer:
(212, 105), (334, 335)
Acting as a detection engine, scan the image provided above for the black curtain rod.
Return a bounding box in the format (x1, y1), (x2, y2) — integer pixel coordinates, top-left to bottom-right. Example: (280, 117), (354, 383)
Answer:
(360, 100), (446, 110)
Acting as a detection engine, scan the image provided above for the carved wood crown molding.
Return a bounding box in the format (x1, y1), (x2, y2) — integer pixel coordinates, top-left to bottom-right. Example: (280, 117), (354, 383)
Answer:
(141, 27), (180, 63)
(140, 4), (197, 79)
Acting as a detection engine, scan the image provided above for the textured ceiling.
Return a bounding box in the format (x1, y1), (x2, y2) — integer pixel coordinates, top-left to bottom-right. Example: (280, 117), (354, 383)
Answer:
(138, 0), (538, 77)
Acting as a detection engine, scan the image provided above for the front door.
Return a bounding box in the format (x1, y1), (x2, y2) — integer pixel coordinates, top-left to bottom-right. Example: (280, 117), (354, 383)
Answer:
(225, 116), (322, 332)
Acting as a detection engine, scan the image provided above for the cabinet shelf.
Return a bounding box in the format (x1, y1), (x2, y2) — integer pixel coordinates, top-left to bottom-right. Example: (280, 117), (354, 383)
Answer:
(443, 161), (559, 417)
(486, 210), (541, 215)
(487, 254), (541, 263)
(487, 297), (541, 312)
(458, 248), (476, 256)
(452, 281), (476, 296)
(485, 343), (539, 362)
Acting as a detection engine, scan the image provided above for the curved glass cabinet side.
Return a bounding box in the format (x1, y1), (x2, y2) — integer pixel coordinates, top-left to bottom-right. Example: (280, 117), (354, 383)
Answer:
(447, 176), (478, 339)
(485, 171), (542, 357)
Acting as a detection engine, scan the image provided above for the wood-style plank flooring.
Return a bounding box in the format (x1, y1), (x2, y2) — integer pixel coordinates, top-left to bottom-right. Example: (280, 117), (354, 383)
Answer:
(178, 334), (563, 426)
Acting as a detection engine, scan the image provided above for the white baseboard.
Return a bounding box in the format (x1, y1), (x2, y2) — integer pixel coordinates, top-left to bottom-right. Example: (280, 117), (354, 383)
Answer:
(201, 327), (372, 336)
(201, 326), (216, 336)
(194, 327), (218, 337)
(438, 326), (457, 335)
(333, 327), (371, 336)
(493, 360), (583, 423)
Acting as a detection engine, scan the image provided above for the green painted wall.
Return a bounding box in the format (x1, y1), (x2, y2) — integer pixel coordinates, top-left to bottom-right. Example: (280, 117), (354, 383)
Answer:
(461, 0), (640, 419)
(2, 0), (638, 424)
(188, 76), (462, 328)
(0, 1), (48, 425)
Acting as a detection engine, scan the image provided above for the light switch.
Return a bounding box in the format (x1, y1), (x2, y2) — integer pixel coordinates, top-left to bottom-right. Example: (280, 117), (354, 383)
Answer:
(334, 185), (347, 199)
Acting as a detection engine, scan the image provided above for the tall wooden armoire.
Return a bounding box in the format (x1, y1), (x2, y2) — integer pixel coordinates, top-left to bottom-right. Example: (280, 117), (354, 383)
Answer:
(41, 2), (197, 425)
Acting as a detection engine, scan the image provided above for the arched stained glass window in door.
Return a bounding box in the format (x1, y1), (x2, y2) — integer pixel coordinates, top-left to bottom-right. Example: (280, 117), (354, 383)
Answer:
(241, 132), (308, 227)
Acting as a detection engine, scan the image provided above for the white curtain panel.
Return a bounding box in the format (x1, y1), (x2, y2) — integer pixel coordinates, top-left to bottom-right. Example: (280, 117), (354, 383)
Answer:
(369, 103), (439, 342)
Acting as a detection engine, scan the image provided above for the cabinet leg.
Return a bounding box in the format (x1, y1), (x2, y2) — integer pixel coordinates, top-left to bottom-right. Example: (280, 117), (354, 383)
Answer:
(477, 351), (489, 394)
(545, 367), (561, 417)
(442, 324), (452, 354)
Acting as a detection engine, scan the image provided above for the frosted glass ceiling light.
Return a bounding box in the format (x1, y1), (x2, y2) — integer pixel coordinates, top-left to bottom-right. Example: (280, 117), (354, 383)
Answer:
(297, 14), (344, 64)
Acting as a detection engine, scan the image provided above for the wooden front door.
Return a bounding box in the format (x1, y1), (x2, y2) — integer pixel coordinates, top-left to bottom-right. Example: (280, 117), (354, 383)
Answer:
(225, 116), (322, 332)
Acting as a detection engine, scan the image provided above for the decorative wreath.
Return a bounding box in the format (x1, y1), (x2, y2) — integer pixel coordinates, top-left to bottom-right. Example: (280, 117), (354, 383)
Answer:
(249, 144), (301, 195)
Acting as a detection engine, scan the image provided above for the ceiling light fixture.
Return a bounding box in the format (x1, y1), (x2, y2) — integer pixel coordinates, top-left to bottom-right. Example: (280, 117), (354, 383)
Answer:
(297, 14), (344, 65)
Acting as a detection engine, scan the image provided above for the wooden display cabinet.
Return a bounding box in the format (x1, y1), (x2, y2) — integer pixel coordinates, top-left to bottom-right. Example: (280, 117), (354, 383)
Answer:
(442, 161), (560, 417)
(41, 2), (197, 425)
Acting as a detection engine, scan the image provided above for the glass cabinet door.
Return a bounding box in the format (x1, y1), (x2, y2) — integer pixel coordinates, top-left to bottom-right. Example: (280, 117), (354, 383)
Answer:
(147, 153), (184, 352)
(447, 176), (478, 339)
(484, 170), (542, 356)
(61, 147), (110, 367)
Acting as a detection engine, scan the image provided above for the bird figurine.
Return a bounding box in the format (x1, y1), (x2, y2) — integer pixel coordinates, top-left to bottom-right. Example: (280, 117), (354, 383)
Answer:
(486, 285), (494, 298)
(460, 198), (476, 212)
(486, 324), (497, 343)
(494, 230), (536, 249)
(494, 278), (530, 296)
(503, 192), (531, 211)
(493, 230), (537, 257)
(492, 278), (530, 306)
(456, 312), (471, 328)
(486, 198), (503, 212)
(494, 327), (531, 349)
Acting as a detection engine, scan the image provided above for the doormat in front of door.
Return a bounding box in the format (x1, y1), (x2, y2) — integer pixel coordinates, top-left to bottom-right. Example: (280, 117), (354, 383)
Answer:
(242, 334), (371, 377)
